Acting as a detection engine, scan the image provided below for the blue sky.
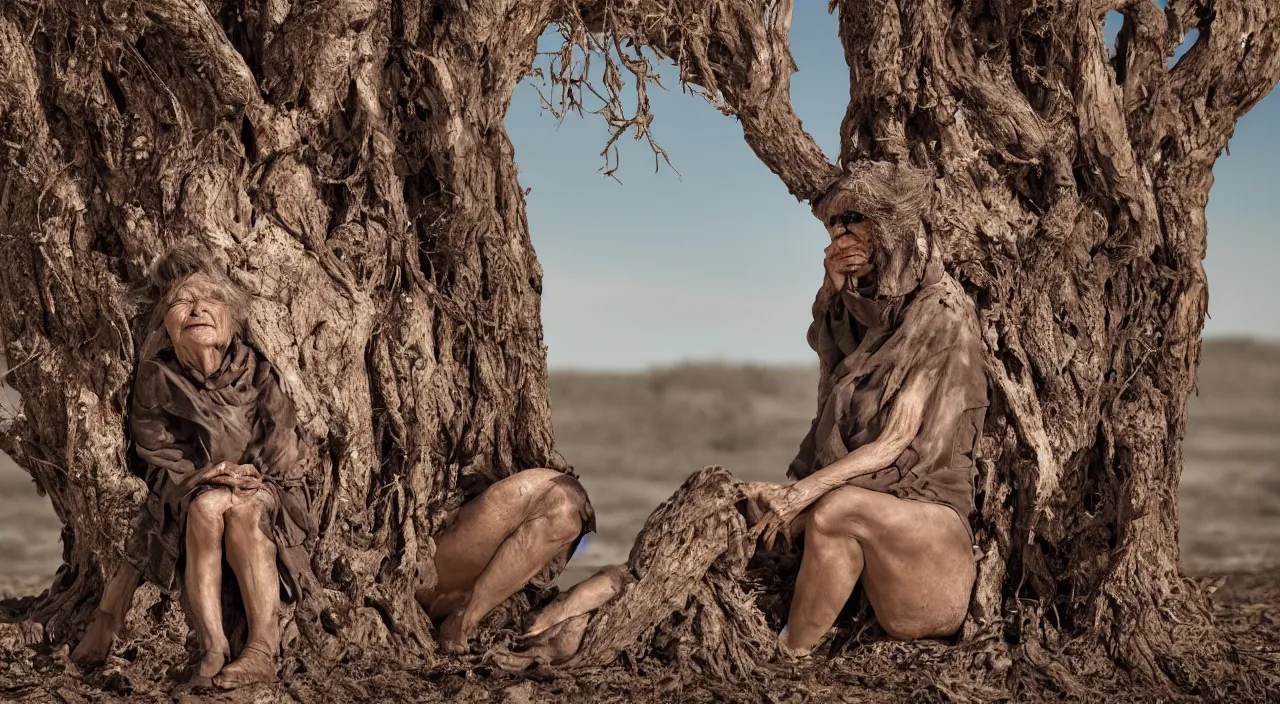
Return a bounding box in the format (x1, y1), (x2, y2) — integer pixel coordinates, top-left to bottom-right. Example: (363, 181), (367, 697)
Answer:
(508, 6), (1277, 370)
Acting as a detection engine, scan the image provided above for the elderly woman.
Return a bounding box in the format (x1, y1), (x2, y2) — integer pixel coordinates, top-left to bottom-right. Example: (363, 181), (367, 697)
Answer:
(76, 246), (594, 671)
(747, 161), (989, 654)
(74, 246), (311, 689)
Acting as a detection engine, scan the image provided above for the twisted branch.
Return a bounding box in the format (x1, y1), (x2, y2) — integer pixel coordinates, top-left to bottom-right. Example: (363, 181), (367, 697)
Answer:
(554, 0), (837, 201)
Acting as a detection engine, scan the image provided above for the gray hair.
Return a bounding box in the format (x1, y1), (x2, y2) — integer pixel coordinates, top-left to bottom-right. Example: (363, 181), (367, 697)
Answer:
(138, 243), (250, 359)
(812, 161), (936, 300)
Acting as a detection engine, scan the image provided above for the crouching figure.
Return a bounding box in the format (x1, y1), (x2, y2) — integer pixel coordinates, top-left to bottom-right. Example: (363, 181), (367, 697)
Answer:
(414, 467), (595, 654)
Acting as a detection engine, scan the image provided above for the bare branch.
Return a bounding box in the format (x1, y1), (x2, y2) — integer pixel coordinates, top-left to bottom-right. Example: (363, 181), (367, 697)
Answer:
(557, 0), (838, 202)
(533, 27), (676, 181)
(1075, 6), (1158, 224)
(1118, 0), (1280, 170)
(1165, 0), (1280, 145)
(1113, 0), (1172, 120)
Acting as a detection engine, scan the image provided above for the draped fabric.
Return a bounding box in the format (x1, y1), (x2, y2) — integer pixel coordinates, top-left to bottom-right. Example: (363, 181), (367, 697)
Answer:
(787, 258), (989, 541)
(124, 338), (312, 599)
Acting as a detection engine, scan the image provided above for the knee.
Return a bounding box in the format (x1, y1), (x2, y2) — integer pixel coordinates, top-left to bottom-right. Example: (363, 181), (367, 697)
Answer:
(537, 483), (585, 543)
(807, 489), (896, 541)
(188, 489), (230, 529)
(225, 497), (264, 520)
(806, 491), (860, 539)
(225, 500), (270, 538)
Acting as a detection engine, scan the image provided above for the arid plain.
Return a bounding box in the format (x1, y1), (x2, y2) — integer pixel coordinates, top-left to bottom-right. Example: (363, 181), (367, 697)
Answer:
(3, 339), (1278, 592)
(2, 340), (1278, 681)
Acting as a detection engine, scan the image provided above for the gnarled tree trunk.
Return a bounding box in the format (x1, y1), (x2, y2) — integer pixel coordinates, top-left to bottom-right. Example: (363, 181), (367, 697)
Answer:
(564, 0), (1280, 695)
(1, 0), (1278, 698)
(0, 0), (563, 664)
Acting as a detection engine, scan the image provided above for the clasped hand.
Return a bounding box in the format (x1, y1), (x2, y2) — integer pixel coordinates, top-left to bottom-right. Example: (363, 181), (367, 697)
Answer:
(743, 481), (821, 550)
(823, 234), (872, 292)
(194, 461), (262, 493)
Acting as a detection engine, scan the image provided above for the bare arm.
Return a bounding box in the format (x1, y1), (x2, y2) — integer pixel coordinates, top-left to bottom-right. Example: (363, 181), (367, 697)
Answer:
(791, 359), (940, 502)
(753, 354), (945, 547)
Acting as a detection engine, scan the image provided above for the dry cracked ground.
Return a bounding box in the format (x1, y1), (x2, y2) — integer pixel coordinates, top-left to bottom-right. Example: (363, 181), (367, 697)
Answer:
(2, 338), (1278, 701)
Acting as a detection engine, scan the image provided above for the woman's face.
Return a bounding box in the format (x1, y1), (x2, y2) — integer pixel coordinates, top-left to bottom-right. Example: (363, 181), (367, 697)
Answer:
(825, 211), (876, 278)
(163, 276), (233, 359)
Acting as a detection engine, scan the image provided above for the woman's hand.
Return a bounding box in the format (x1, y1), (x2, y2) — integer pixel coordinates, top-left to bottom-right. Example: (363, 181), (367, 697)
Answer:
(191, 461), (262, 493)
(228, 463), (262, 494)
(743, 481), (822, 551)
(823, 235), (871, 293)
(743, 482), (786, 525)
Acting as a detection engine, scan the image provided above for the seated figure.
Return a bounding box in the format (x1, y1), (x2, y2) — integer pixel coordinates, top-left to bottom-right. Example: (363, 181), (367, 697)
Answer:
(74, 246), (596, 673)
(74, 246), (314, 689)
(501, 161), (988, 666)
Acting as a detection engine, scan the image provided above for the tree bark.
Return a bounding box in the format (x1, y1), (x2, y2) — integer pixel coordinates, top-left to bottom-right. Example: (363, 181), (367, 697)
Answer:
(559, 0), (1280, 694)
(1, 0), (1278, 695)
(0, 0), (565, 663)
(830, 0), (1280, 689)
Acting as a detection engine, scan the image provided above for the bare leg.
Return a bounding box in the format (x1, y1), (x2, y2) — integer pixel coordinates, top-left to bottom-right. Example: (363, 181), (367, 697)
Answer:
(213, 490), (280, 689)
(184, 489), (234, 686)
(781, 486), (976, 654)
(782, 510), (866, 654)
(437, 491), (583, 651)
(524, 564), (627, 637)
(417, 469), (587, 653)
(72, 562), (142, 666)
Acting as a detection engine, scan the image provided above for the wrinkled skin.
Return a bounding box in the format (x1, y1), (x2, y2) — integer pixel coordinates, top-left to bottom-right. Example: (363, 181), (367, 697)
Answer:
(746, 212), (976, 655)
(74, 277), (281, 690)
(163, 277), (235, 380)
(500, 211), (976, 667)
(79, 276), (590, 668)
(821, 214), (875, 293)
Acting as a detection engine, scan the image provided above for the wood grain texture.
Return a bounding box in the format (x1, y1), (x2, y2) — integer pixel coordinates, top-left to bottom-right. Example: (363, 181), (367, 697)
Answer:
(1, 0), (1277, 695)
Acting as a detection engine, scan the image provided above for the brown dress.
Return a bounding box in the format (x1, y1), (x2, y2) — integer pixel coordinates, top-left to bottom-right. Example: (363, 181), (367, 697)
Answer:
(787, 259), (989, 542)
(124, 338), (313, 599)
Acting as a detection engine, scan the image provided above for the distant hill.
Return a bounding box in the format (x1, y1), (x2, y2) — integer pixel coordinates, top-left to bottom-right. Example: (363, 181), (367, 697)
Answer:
(2, 338), (1277, 596)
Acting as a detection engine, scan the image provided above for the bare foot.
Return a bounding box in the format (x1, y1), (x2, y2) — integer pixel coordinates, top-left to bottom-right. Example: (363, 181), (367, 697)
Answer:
(212, 644), (277, 689)
(490, 650), (542, 672)
(493, 613), (591, 671)
(181, 649), (228, 690)
(436, 612), (471, 654)
(71, 610), (118, 666)
(777, 628), (814, 661)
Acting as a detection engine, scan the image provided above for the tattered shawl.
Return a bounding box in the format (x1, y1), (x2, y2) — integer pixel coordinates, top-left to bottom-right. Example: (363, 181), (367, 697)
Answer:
(788, 258), (988, 541)
(125, 337), (313, 597)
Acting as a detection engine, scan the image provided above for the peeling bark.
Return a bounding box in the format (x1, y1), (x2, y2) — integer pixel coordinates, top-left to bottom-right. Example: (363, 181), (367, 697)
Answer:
(1, 0), (1278, 696)
(0, 0), (563, 664)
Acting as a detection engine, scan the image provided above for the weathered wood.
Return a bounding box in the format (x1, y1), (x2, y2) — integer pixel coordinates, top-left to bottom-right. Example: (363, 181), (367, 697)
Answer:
(0, 0), (565, 662)
(1, 0), (1278, 695)
(555, 0), (1280, 693)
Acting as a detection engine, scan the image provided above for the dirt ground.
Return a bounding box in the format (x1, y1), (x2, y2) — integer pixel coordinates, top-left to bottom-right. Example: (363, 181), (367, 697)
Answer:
(1, 338), (1278, 700)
